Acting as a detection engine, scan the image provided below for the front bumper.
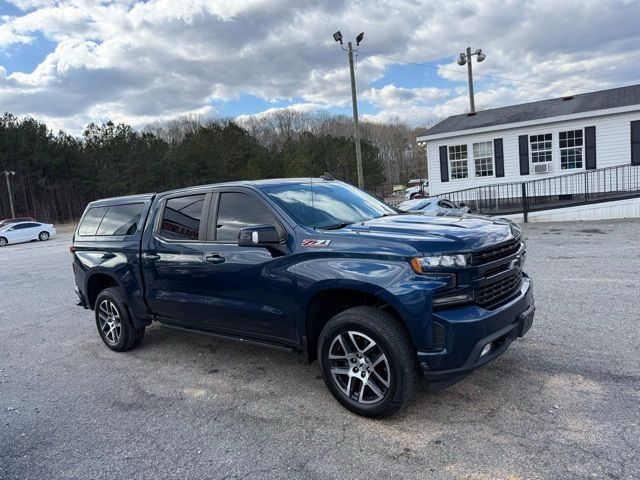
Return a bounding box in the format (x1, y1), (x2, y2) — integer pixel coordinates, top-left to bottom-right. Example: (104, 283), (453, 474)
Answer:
(418, 274), (534, 389)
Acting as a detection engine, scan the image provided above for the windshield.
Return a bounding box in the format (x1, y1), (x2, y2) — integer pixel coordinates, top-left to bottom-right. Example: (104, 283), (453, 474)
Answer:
(263, 181), (397, 229)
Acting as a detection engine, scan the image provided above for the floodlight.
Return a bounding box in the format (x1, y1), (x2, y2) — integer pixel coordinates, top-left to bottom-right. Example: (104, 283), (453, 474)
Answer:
(333, 31), (343, 45)
(356, 32), (364, 46)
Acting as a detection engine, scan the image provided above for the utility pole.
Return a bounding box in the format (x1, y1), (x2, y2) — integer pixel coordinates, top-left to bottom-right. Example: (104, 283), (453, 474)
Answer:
(334, 31), (365, 189)
(347, 41), (364, 189)
(3, 170), (16, 218)
(457, 47), (486, 115)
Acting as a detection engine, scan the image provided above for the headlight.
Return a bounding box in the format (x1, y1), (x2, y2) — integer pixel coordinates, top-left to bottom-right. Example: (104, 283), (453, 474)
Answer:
(410, 254), (468, 273)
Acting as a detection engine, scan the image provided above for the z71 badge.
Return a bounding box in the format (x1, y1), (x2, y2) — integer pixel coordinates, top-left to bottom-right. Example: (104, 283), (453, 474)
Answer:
(301, 239), (331, 247)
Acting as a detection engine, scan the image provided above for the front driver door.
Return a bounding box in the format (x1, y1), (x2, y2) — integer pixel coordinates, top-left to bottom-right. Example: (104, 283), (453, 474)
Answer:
(197, 189), (296, 342)
(8, 224), (33, 242)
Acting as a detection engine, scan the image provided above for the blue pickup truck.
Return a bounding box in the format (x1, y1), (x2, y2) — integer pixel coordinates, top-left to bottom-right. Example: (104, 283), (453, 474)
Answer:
(72, 178), (534, 417)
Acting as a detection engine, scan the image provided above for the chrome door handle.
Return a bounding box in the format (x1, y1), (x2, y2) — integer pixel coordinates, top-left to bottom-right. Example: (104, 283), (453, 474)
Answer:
(204, 253), (225, 264)
(144, 253), (161, 262)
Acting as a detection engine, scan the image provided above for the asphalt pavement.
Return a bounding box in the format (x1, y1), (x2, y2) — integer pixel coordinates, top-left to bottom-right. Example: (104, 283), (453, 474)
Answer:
(1, 220), (639, 479)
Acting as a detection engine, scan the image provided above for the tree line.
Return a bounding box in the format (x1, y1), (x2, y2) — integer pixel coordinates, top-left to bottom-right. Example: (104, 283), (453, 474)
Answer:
(0, 111), (427, 224)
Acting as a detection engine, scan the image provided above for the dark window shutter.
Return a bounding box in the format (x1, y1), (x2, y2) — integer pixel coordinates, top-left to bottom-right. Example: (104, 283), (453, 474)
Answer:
(518, 135), (529, 175)
(493, 138), (504, 177)
(632, 120), (640, 166)
(439, 145), (449, 182)
(585, 126), (596, 169)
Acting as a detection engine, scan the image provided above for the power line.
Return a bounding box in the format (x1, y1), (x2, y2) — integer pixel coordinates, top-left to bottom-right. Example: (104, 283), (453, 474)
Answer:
(360, 53), (590, 92)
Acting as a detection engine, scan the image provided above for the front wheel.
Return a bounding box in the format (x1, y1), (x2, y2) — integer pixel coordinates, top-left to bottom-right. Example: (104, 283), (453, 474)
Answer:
(38, 231), (49, 241)
(318, 306), (419, 418)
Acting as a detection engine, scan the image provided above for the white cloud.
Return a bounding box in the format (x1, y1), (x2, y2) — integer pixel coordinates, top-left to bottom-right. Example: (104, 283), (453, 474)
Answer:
(363, 84), (449, 108)
(0, 0), (638, 133)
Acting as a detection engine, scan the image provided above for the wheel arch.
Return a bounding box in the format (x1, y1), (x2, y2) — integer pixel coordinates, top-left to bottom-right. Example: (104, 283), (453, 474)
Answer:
(86, 272), (121, 309)
(303, 286), (413, 363)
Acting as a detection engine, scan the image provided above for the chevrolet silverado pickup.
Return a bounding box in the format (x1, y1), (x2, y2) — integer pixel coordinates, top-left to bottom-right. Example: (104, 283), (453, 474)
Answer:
(72, 178), (534, 417)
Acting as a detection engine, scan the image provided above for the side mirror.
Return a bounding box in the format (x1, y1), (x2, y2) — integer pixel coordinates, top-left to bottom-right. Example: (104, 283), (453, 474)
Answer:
(459, 202), (466, 207)
(238, 224), (280, 247)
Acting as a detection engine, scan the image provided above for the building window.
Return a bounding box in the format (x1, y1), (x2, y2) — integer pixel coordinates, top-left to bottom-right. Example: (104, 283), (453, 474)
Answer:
(529, 133), (553, 163)
(559, 129), (583, 169)
(473, 141), (494, 177)
(448, 145), (468, 179)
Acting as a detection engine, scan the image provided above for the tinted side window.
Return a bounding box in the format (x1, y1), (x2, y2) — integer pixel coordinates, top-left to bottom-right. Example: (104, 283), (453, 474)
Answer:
(159, 194), (206, 241)
(96, 204), (144, 236)
(79, 207), (108, 236)
(216, 193), (280, 242)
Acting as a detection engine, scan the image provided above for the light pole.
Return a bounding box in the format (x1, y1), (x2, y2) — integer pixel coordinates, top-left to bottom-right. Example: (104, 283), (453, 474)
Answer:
(333, 30), (365, 189)
(457, 47), (486, 115)
(3, 170), (16, 218)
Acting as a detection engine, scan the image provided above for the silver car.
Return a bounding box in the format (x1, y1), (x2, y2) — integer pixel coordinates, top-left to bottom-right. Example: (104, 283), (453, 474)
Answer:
(398, 198), (471, 215)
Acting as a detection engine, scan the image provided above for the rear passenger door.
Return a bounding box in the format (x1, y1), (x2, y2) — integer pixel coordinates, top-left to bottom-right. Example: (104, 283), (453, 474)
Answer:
(141, 192), (214, 325)
(197, 189), (296, 341)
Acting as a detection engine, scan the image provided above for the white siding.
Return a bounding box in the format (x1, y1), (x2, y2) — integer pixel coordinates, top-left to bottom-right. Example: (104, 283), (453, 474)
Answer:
(426, 110), (640, 196)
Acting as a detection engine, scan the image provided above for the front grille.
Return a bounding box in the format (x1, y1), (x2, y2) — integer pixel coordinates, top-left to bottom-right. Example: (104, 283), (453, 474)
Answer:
(472, 237), (520, 265)
(475, 271), (522, 307)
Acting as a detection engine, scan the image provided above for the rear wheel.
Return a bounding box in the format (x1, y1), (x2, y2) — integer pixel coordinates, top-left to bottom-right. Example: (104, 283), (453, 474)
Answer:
(95, 287), (145, 352)
(38, 231), (49, 241)
(0, 237), (6, 247)
(318, 306), (419, 418)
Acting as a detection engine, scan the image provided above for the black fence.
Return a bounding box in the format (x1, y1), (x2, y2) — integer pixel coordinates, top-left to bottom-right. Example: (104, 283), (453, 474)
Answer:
(374, 164), (640, 222)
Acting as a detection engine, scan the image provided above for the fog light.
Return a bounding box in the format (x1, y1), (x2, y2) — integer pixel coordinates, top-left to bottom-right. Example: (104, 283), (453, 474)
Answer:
(432, 293), (472, 306)
(480, 343), (492, 357)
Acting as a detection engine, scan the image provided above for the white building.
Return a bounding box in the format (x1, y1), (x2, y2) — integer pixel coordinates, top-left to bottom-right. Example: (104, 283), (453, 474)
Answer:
(417, 84), (640, 196)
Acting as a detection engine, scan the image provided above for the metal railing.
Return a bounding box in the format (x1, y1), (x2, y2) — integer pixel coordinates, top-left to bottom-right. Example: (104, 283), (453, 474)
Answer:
(402, 164), (640, 222)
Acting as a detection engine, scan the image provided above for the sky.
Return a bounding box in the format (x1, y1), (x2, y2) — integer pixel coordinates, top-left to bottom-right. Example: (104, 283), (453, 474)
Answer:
(0, 0), (639, 135)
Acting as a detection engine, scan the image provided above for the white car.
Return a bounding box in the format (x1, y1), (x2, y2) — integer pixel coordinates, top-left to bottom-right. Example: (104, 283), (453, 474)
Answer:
(398, 198), (471, 216)
(404, 180), (429, 200)
(0, 221), (56, 247)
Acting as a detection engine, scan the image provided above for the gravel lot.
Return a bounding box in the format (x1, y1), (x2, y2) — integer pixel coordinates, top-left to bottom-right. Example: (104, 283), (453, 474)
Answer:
(1, 219), (639, 480)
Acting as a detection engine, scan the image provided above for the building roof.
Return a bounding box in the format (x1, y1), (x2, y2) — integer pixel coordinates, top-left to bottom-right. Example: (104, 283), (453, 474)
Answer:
(420, 83), (640, 138)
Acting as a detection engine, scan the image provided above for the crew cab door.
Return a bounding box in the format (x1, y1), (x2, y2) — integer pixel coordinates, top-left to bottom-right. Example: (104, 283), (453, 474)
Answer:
(141, 191), (214, 324)
(197, 189), (296, 341)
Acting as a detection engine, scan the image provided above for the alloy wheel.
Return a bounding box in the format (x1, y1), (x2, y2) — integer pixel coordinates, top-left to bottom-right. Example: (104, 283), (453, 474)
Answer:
(97, 299), (122, 345)
(327, 330), (391, 405)
(0, 238), (6, 247)
(39, 232), (49, 240)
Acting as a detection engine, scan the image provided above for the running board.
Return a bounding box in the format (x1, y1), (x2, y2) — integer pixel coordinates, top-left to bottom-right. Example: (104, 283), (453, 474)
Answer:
(159, 322), (300, 353)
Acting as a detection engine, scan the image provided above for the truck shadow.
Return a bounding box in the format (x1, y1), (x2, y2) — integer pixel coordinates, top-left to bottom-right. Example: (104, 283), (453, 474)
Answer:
(133, 323), (549, 424)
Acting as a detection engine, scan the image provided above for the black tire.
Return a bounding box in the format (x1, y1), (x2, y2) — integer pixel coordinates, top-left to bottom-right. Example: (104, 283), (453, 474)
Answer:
(38, 231), (49, 241)
(0, 237), (7, 247)
(94, 287), (145, 352)
(318, 306), (419, 418)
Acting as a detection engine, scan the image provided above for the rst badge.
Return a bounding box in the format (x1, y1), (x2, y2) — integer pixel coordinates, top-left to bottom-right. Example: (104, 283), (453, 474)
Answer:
(301, 239), (331, 247)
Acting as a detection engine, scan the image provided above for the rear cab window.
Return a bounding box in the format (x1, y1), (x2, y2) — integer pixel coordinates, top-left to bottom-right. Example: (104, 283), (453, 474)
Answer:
(157, 194), (207, 241)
